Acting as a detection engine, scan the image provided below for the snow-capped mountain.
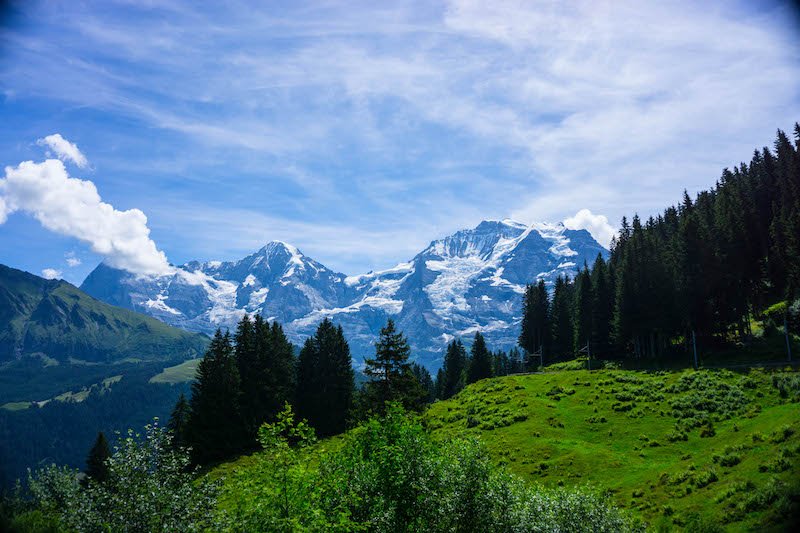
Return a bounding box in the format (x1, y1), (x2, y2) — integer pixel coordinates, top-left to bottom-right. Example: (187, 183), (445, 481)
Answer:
(80, 220), (608, 369)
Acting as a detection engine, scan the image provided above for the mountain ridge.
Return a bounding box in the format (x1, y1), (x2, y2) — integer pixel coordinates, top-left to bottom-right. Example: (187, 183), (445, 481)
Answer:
(80, 220), (608, 368)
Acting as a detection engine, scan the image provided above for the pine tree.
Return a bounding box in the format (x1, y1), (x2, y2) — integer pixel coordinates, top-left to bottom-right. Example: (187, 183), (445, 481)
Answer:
(519, 280), (550, 358)
(187, 329), (243, 464)
(168, 393), (191, 449)
(263, 321), (297, 423)
(492, 350), (510, 376)
(439, 339), (467, 399)
(411, 363), (436, 405)
(296, 319), (354, 437)
(234, 314), (260, 441)
(551, 275), (574, 361)
(363, 319), (418, 412)
(466, 331), (492, 384)
(590, 254), (613, 358)
(85, 431), (111, 483)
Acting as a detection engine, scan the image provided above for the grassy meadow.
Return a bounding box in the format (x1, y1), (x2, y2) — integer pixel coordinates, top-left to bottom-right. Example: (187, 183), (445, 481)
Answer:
(424, 367), (800, 531)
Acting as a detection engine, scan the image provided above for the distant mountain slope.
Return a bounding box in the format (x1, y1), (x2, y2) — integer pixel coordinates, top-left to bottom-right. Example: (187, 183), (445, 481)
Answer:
(81, 220), (608, 368)
(0, 263), (209, 364)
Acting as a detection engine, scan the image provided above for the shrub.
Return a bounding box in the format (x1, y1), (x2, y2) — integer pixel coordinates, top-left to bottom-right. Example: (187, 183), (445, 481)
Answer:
(27, 420), (219, 532)
(693, 469), (719, 488)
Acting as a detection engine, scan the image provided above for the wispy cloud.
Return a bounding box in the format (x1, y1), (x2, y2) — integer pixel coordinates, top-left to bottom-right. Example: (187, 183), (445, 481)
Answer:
(36, 133), (89, 168)
(1, 1), (798, 274)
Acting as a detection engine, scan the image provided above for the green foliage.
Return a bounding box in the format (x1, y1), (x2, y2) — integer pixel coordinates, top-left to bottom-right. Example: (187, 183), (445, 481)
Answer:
(84, 432), (110, 484)
(218, 403), (640, 532)
(167, 393), (191, 449)
(187, 329), (244, 464)
(219, 403), (319, 532)
(296, 318), (354, 437)
(519, 279), (550, 357)
(363, 319), (422, 413)
(439, 339), (467, 399)
(466, 331), (492, 384)
(425, 368), (800, 531)
(236, 315), (297, 443)
(25, 420), (218, 532)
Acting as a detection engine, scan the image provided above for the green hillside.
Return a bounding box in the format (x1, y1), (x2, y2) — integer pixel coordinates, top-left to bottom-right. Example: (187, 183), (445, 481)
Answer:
(0, 263), (208, 366)
(424, 367), (800, 531)
(0, 264), (210, 489)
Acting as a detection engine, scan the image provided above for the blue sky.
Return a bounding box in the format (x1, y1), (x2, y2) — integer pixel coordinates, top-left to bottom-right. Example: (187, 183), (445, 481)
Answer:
(1, 0), (799, 284)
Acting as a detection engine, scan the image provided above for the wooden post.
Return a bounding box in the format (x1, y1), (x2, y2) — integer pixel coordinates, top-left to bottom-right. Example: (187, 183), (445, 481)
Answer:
(587, 340), (591, 371)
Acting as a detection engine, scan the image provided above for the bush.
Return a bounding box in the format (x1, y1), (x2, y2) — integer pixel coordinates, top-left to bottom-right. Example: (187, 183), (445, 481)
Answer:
(223, 403), (642, 532)
(26, 420), (219, 532)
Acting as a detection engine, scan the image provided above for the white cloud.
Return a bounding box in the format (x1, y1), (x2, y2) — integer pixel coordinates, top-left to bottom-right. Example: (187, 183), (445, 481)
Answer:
(1, 157), (172, 276)
(65, 252), (82, 267)
(563, 209), (616, 249)
(41, 268), (62, 280)
(36, 133), (89, 168)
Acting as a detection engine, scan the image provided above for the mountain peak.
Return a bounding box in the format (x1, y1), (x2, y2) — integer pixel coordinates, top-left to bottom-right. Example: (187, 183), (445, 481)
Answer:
(258, 240), (301, 256)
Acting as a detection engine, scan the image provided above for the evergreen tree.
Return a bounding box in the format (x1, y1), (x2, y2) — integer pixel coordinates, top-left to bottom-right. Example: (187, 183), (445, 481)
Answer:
(187, 329), (243, 464)
(590, 254), (613, 358)
(263, 321), (297, 423)
(411, 363), (436, 405)
(168, 393), (191, 449)
(439, 339), (467, 399)
(466, 331), (492, 384)
(492, 350), (510, 376)
(519, 280), (551, 358)
(551, 275), (574, 360)
(296, 319), (354, 437)
(85, 432), (111, 484)
(363, 319), (419, 412)
(234, 314), (260, 441)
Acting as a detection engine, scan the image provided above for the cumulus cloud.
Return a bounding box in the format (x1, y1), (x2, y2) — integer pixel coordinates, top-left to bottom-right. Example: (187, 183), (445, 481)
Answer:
(563, 209), (616, 249)
(41, 268), (62, 280)
(65, 252), (82, 267)
(36, 133), (89, 168)
(0, 156), (172, 276)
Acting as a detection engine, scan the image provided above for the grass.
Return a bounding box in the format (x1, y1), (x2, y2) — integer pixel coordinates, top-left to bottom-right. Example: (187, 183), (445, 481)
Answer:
(149, 358), (200, 384)
(424, 367), (800, 531)
(0, 401), (32, 411)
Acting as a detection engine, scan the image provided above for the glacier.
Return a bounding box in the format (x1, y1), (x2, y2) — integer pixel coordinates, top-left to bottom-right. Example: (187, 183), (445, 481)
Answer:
(80, 220), (608, 370)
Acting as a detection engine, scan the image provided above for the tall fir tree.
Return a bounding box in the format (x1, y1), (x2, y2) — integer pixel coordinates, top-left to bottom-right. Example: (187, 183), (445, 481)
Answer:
(550, 275), (575, 361)
(411, 363), (437, 405)
(85, 431), (111, 484)
(363, 319), (419, 412)
(234, 314), (260, 442)
(466, 331), (492, 384)
(590, 254), (613, 358)
(296, 318), (354, 437)
(519, 280), (551, 358)
(168, 393), (191, 449)
(439, 339), (467, 399)
(187, 329), (243, 464)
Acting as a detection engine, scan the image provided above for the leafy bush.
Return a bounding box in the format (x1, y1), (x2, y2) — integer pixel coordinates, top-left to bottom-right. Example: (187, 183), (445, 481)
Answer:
(25, 420), (219, 532)
(221, 403), (641, 532)
(771, 374), (800, 401)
